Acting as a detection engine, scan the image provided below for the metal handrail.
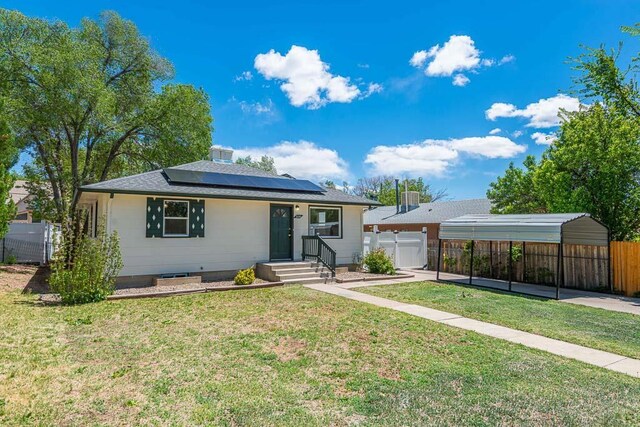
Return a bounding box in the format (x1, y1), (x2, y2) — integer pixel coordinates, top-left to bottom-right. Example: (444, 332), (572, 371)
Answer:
(301, 235), (336, 277)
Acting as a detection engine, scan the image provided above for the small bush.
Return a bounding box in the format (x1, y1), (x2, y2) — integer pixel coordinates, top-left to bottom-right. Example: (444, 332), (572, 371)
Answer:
(363, 248), (396, 275)
(234, 267), (255, 285)
(5, 254), (17, 265)
(48, 223), (123, 304)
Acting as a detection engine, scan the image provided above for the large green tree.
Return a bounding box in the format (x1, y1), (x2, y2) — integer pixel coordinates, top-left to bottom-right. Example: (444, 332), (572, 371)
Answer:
(488, 105), (640, 240)
(537, 105), (640, 240)
(486, 155), (547, 214)
(573, 23), (640, 117)
(0, 100), (18, 238)
(0, 10), (212, 237)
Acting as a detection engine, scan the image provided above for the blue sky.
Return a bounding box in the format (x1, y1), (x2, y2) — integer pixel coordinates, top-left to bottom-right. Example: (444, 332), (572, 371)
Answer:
(5, 0), (639, 199)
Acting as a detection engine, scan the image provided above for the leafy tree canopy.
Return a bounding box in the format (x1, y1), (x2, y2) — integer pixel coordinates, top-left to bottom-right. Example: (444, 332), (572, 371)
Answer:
(0, 99), (18, 238)
(351, 176), (447, 206)
(0, 9), (213, 235)
(235, 155), (277, 174)
(488, 105), (640, 241)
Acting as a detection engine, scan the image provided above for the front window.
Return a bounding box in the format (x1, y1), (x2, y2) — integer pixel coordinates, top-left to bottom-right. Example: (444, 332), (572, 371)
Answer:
(164, 200), (189, 236)
(309, 206), (341, 238)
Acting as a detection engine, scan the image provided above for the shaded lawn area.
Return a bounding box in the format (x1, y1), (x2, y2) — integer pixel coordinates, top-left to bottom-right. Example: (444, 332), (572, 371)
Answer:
(359, 281), (640, 360)
(1, 286), (640, 426)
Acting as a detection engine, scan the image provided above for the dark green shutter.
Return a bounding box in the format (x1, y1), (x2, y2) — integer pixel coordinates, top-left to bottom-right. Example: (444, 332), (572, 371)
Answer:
(146, 198), (163, 237)
(189, 199), (205, 237)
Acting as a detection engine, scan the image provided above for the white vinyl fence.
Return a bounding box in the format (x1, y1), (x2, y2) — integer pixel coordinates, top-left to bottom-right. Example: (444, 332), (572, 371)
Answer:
(1, 222), (60, 265)
(363, 226), (428, 269)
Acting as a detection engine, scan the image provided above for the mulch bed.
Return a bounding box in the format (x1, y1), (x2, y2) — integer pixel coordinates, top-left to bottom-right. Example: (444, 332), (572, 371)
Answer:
(39, 278), (283, 303)
(335, 271), (415, 283)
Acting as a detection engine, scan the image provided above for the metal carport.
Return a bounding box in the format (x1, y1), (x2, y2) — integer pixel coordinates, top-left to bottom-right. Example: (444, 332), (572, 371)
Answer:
(436, 213), (610, 299)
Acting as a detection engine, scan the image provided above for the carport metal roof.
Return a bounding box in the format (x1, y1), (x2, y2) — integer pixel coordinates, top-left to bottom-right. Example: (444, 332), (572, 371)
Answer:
(439, 213), (609, 246)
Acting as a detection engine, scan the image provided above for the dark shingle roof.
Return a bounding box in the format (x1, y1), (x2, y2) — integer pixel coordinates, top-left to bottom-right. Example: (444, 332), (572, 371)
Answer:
(364, 198), (492, 225)
(81, 160), (379, 206)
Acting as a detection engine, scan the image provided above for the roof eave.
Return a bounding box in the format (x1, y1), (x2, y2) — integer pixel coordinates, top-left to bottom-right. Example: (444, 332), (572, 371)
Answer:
(79, 187), (380, 207)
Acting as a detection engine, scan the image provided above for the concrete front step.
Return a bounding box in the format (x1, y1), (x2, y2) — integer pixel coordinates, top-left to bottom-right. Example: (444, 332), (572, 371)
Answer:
(276, 271), (332, 281)
(262, 262), (313, 270)
(281, 276), (334, 285)
(274, 267), (329, 275)
(256, 261), (333, 283)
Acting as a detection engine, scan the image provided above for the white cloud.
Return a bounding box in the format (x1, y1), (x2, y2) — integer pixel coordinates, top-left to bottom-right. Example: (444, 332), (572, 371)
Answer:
(409, 35), (512, 87)
(254, 45), (378, 109)
(238, 99), (275, 115)
(486, 94), (581, 128)
(452, 74), (470, 87)
(499, 54), (515, 64)
(364, 82), (383, 97)
(512, 130), (524, 138)
(233, 140), (350, 182)
(409, 50), (429, 67)
(234, 71), (253, 82)
(531, 131), (557, 145)
(420, 35), (480, 77)
(489, 128), (502, 135)
(364, 136), (526, 177)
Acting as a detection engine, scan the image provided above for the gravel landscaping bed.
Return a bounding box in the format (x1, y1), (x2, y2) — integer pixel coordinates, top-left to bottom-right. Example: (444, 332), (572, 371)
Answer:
(39, 278), (273, 303)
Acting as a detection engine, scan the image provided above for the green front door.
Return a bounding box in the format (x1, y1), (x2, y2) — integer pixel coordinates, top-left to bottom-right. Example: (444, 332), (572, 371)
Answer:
(270, 205), (292, 260)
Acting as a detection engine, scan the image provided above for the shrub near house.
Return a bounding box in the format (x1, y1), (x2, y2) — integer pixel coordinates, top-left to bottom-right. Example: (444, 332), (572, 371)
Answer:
(363, 248), (396, 275)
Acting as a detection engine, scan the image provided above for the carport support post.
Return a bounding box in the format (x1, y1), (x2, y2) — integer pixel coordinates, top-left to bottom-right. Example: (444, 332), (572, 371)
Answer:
(489, 241), (493, 278)
(508, 241), (513, 292)
(556, 241), (563, 300)
(436, 238), (442, 280)
(522, 241), (526, 283)
(469, 240), (474, 285)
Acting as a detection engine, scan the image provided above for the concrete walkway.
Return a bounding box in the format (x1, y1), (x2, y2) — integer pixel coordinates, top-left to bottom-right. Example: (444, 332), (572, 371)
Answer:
(349, 269), (640, 316)
(305, 283), (640, 378)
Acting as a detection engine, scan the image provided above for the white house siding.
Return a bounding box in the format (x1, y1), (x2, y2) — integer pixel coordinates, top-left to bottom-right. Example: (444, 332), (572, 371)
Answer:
(83, 193), (365, 278)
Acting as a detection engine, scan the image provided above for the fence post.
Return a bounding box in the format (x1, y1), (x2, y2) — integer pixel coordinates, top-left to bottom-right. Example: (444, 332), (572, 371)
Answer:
(393, 230), (399, 268)
(422, 227), (428, 269)
(371, 225), (380, 251)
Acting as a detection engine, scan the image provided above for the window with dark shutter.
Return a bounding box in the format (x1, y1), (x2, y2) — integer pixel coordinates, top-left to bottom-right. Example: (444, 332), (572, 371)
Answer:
(146, 198), (164, 237)
(146, 198), (205, 238)
(189, 200), (205, 237)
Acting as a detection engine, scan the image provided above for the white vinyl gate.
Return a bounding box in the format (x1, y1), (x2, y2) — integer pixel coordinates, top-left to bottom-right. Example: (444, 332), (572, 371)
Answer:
(363, 226), (428, 269)
(1, 222), (60, 265)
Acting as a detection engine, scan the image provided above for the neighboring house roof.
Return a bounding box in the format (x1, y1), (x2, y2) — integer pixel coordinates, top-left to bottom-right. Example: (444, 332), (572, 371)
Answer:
(9, 180), (30, 205)
(81, 160), (380, 206)
(364, 198), (492, 225)
(439, 213), (609, 246)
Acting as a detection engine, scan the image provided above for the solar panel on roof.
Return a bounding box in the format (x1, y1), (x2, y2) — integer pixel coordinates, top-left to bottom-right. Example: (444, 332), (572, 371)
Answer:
(163, 168), (326, 193)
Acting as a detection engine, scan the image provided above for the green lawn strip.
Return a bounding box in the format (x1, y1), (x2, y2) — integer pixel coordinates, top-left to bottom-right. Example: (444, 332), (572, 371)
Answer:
(0, 285), (638, 426)
(358, 280), (640, 360)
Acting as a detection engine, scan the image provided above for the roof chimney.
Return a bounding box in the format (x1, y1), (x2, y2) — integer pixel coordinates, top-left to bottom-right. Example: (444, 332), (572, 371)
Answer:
(209, 146), (234, 163)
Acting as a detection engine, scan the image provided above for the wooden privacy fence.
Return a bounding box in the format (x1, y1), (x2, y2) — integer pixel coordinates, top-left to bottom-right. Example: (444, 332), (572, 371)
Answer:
(427, 240), (610, 292)
(611, 241), (640, 297)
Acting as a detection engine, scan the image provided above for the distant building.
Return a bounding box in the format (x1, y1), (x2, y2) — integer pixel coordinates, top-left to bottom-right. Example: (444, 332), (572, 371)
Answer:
(363, 198), (492, 240)
(9, 180), (34, 222)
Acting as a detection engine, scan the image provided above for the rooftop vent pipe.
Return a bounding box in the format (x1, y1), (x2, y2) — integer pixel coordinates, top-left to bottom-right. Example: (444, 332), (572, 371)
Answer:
(395, 179), (400, 213)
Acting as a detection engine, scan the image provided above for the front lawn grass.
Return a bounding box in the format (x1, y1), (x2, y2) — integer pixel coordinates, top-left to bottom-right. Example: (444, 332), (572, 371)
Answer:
(359, 280), (640, 360)
(1, 285), (639, 425)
